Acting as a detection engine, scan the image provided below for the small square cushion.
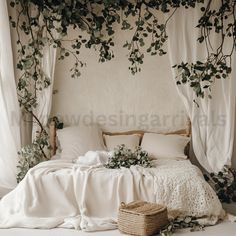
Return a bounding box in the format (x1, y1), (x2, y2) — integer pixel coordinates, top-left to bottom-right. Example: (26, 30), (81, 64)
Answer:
(57, 124), (105, 159)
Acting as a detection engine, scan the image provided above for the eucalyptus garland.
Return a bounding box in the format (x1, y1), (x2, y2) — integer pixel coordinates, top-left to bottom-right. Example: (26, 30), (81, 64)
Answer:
(104, 145), (152, 169)
(160, 216), (205, 236)
(16, 130), (50, 183)
(9, 0), (236, 180)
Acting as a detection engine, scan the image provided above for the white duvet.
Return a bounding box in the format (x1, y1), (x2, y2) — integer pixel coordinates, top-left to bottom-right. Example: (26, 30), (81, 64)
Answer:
(0, 151), (225, 231)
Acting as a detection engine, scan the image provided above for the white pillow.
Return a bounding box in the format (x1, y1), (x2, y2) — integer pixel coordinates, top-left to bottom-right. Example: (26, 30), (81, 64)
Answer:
(141, 133), (190, 160)
(104, 134), (141, 151)
(57, 124), (105, 160)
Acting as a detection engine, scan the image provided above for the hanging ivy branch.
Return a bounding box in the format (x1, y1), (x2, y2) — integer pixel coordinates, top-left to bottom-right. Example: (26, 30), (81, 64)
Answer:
(9, 0), (236, 181)
(175, 0), (236, 99)
(10, 0), (236, 101)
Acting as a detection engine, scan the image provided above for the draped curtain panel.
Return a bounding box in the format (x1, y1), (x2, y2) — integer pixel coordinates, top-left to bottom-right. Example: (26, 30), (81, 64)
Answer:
(32, 45), (57, 139)
(30, 5), (58, 139)
(0, 0), (21, 196)
(167, 1), (236, 172)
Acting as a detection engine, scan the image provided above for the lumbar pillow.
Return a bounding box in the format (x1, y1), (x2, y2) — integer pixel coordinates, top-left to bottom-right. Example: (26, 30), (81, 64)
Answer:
(141, 133), (190, 160)
(103, 134), (141, 151)
(57, 124), (105, 160)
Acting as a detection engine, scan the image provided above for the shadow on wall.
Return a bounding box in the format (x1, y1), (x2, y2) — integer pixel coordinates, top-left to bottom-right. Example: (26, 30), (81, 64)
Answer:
(232, 102), (236, 168)
(189, 141), (207, 173)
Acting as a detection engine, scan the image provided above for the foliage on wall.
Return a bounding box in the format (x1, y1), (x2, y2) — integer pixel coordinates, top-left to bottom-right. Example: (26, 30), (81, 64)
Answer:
(9, 0), (236, 180)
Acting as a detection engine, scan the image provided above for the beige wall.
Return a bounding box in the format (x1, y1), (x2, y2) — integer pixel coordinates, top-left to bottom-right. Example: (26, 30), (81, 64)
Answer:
(52, 25), (188, 133)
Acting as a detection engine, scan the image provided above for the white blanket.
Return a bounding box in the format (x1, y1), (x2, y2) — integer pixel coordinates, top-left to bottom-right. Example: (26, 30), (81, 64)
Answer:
(0, 151), (225, 231)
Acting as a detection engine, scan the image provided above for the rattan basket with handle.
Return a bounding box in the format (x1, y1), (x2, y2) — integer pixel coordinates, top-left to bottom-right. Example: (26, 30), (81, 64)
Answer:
(118, 201), (168, 236)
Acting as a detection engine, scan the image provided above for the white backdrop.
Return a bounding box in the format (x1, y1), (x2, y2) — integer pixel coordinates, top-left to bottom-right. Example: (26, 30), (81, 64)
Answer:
(167, 2), (236, 172)
(0, 0), (21, 197)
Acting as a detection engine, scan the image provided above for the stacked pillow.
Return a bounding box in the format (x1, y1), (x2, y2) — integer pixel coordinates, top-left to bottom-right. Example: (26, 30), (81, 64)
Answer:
(103, 132), (190, 160)
(57, 124), (190, 160)
(57, 124), (105, 160)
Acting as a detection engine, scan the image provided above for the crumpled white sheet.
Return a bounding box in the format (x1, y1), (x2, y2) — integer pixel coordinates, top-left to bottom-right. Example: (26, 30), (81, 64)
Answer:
(75, 151), (110, 166)
(0, 151), (225, 231)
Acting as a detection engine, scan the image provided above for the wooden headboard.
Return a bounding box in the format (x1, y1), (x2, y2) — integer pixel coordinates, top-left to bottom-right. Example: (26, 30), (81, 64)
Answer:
(49, 118), (191, 157)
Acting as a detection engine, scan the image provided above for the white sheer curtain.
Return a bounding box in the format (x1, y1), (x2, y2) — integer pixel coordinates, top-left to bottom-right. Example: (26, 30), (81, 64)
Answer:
(0, 1), (21, 196)
(167, 2), (236, 172)
(32, 45), (57, 139)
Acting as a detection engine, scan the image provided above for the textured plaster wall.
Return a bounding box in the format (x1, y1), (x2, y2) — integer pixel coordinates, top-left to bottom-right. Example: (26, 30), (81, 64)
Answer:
(51, 23), (188, 133)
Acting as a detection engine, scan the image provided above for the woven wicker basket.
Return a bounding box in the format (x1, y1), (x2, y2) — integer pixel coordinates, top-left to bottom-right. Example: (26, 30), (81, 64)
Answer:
(118, 201), (168, 236)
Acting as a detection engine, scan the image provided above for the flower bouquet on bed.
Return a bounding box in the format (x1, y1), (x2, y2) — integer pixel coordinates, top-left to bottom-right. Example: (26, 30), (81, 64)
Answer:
(104, 144), (152, 169)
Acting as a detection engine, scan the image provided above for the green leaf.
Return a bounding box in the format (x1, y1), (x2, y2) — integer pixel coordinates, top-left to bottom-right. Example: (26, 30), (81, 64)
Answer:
(10, 1), (15, 7)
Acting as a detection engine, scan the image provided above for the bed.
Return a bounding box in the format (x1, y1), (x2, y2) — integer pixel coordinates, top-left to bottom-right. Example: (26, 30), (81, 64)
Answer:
(0, 120), (225, 231)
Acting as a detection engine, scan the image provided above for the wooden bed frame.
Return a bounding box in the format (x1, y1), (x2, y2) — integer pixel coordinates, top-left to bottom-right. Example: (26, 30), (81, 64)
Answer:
(49, 118), (191, 157)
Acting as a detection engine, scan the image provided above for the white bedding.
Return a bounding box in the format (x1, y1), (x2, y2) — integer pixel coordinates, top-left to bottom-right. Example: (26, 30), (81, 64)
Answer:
(0, 151), (225, 231)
